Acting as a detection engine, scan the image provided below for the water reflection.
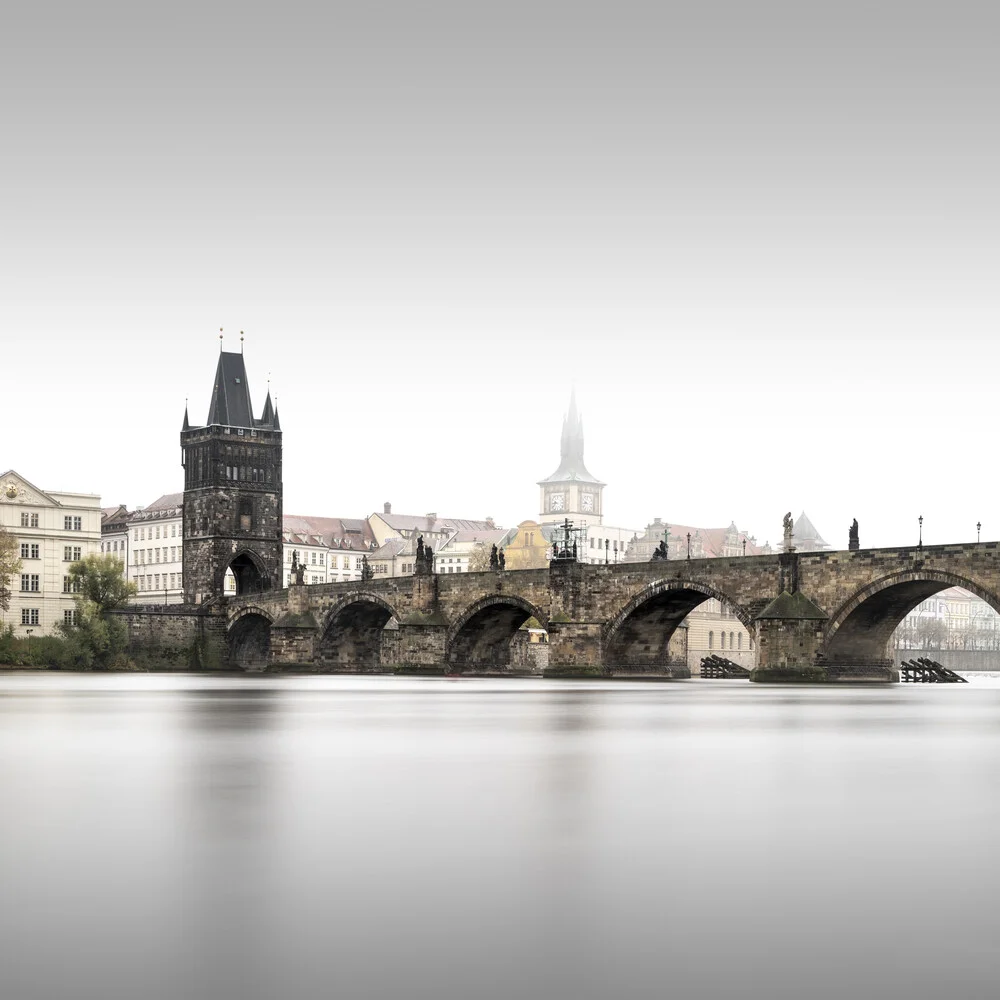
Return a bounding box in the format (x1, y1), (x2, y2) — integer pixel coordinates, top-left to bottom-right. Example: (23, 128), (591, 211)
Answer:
(1, 674), (1000, 999)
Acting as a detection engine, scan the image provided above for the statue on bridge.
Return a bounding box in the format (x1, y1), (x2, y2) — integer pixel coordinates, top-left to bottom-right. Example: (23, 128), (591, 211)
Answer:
(489, 544), (499, 571)
(651, 540), (669, 562)
(782, 512), (794, 553)
(849, 518), (859, 551)
(361, 555), (374, 581)
(498, 547), (505, 571)
(415, 535), (435, 576)
(290, 550), (305, 585)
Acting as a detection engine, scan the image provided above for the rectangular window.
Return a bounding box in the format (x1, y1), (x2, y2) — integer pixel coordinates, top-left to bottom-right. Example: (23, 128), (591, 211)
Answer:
(21, 608), (40, 626)
(20, 574), (40, 592)
(154, 574), (160, 589)
(318, 554), (324, 565)
(30, 544), (39, 559)
(20, 543), (29, 558)
(171, 524), (176, 537)
(20, 513), (29, 527)
(155, 548), (161, 563)
(310, 552), (316, 564)
(64, 576), (72, 593)
(64, 516), (82, 531)
(64, 516), (72, 530)
(64, 609), (79, 626)
(73, 547), (81, 561)
(64, 546), (73, 561)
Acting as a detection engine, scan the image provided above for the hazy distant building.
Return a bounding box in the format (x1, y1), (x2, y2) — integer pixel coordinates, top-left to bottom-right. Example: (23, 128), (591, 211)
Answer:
(126, 494), (184, 603)
(788, 512), (831, 552)
(538, 391), (605, 528)
(625, 517), (769, 562)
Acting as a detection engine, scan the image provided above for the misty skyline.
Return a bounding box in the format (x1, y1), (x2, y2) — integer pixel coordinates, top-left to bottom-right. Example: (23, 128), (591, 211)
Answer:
(3, 2), (998, 550)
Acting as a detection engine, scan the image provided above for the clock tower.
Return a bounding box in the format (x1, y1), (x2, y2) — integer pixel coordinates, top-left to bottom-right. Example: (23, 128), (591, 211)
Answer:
(538, 390), (605, 527)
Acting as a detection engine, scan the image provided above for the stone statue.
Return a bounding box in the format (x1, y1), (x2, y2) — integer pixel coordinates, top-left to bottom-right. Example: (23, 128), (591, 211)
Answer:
(416, 536), (425, 564)
(498, 547), (505, 570)
(651, 540), (669, 562)
(361, 554), (374, 581)
(782, 512), (794, 552)
(290, 550), (305, 585)
(849, 518), (859, 551)
(489, 544), (499, 571)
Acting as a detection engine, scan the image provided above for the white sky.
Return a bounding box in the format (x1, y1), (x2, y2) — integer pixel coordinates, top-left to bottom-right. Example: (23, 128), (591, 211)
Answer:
(2, 2), (998, 550)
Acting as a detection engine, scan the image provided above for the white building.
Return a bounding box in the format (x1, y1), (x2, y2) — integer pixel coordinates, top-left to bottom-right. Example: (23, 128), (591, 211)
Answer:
(0, 470), (102, 636)
(126, 494), (184, 603)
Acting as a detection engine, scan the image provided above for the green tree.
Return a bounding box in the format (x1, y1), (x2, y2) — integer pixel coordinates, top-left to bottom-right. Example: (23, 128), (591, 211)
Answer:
(467, 542), (491, 573)
(59, 554), (137, 669)
(0, 525), (22, 612)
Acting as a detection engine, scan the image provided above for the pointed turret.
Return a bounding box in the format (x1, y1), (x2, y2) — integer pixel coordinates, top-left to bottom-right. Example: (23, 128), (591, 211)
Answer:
(260, 390), (275, 427)
(182, 404), (190, 431)
(272, 406), (281, 431)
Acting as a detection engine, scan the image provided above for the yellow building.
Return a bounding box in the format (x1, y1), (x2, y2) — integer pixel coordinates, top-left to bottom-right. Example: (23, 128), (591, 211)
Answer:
(499, 520), (553, 570)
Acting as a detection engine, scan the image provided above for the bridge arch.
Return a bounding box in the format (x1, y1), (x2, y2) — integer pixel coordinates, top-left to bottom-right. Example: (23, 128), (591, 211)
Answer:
(821, 569), (1000, 669)
(603, 579), (753, 674)
(225, 547), (271, 596)
(447, 594), (549, 673)
(227, 606), (273, 671)
(316, 592), (400, 671)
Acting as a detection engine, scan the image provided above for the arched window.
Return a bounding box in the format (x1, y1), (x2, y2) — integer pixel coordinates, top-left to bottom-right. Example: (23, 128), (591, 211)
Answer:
(730, 632), (735, 649)
(737, 633), (742, 650)
(720, 631), (725, 649)
(708, 631), (714, 649)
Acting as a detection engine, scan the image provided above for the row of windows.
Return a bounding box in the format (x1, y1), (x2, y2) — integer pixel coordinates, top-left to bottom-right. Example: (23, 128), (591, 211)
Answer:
(133, 547), (180, 565)
(100, 540), (124, 553)
(22, 608), (78, 626)
(133, 524), (178, 542)
(707, 631), (742, 650)
(132, 573), (182, 591)
(20, 513), (39, 528)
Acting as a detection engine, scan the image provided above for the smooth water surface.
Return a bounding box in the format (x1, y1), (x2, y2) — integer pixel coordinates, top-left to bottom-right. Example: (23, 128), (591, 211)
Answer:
(2, 673), (1000, 1000)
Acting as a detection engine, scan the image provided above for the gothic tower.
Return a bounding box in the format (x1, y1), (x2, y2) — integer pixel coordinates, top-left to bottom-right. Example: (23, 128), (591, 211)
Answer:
(537, 390), (605, 527)
(181, 349), (282, 603)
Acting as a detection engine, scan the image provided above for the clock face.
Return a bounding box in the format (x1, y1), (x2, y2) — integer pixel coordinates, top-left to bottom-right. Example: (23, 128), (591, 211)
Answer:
(581, 493), (594, 512)
(550, 493), (565, 512)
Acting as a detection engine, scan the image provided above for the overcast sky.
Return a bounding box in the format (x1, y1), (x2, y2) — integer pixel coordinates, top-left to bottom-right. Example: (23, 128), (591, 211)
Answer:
(3, 2), (997, 550)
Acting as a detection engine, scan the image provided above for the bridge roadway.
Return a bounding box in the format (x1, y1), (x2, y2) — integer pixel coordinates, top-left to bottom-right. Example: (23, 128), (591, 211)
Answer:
(223, 541), (1000, 681)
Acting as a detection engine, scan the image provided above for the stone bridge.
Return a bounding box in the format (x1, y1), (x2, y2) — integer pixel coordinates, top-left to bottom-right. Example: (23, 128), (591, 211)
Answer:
(218, 541), (1000, 681)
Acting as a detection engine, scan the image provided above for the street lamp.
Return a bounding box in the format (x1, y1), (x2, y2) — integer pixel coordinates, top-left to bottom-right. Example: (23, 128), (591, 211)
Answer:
(918, 514), (923, 551)
(686, 532), (692, 561)
(613, 540), (619, 564)
(977, 521), (982, 543)
(604, 538), (609, 565)
(742, 538), (747, 557)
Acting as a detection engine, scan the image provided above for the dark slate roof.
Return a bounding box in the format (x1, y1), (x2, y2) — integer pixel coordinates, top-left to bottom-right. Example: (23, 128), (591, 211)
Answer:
(538, 390), (604, 485)
(207, 351), (255, 427)
(755, 591), (829, 621)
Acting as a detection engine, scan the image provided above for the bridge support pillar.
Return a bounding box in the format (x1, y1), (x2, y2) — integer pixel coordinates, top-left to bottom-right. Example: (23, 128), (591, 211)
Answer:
(389, 622), (448, 675)
(750, 589), (829, 682)
(544, 623), (605, 677)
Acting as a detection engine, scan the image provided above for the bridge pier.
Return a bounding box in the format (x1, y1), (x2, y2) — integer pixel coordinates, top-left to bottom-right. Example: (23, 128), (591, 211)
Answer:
(750, 591), (828, 683)
(389, 622), (448, 675)
(544, 622), (605, 677)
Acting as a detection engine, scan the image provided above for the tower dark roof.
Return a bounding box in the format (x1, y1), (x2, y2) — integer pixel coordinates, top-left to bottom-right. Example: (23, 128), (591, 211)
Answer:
(187, 350), (279, 431)
(207, 351), (255, 427)
(537, 390), (604, 486)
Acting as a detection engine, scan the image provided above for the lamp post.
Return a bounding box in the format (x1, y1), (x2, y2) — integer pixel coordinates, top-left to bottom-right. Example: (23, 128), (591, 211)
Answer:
(978, 521), (982, 543)
(605, 538), (609, 565)
(686, 532), (691, 561)
(613, 540), (619, 564)
(742, 538), (747, 557)
(918, 514), (923, 551)
(664, 524), (670, 561)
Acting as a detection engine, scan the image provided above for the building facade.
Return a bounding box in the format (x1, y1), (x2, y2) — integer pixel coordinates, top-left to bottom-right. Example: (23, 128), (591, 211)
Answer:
(1, 470), (102, 636)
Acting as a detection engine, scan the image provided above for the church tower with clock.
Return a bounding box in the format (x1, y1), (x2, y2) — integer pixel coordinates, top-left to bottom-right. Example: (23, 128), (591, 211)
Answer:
(538, 390), (605, 527)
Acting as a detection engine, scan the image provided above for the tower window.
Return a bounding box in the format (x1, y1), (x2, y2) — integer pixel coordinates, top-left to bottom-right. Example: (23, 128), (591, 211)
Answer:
(239, 498), (253, 531)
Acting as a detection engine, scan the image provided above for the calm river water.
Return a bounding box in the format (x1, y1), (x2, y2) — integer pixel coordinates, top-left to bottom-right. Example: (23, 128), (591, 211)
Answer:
(2, 673), (1000, 1000)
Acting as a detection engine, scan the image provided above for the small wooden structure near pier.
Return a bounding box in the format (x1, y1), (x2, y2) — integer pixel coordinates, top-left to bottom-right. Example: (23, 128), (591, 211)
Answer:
(899, 657), (968, 683)
(700, 655), (751, 679)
